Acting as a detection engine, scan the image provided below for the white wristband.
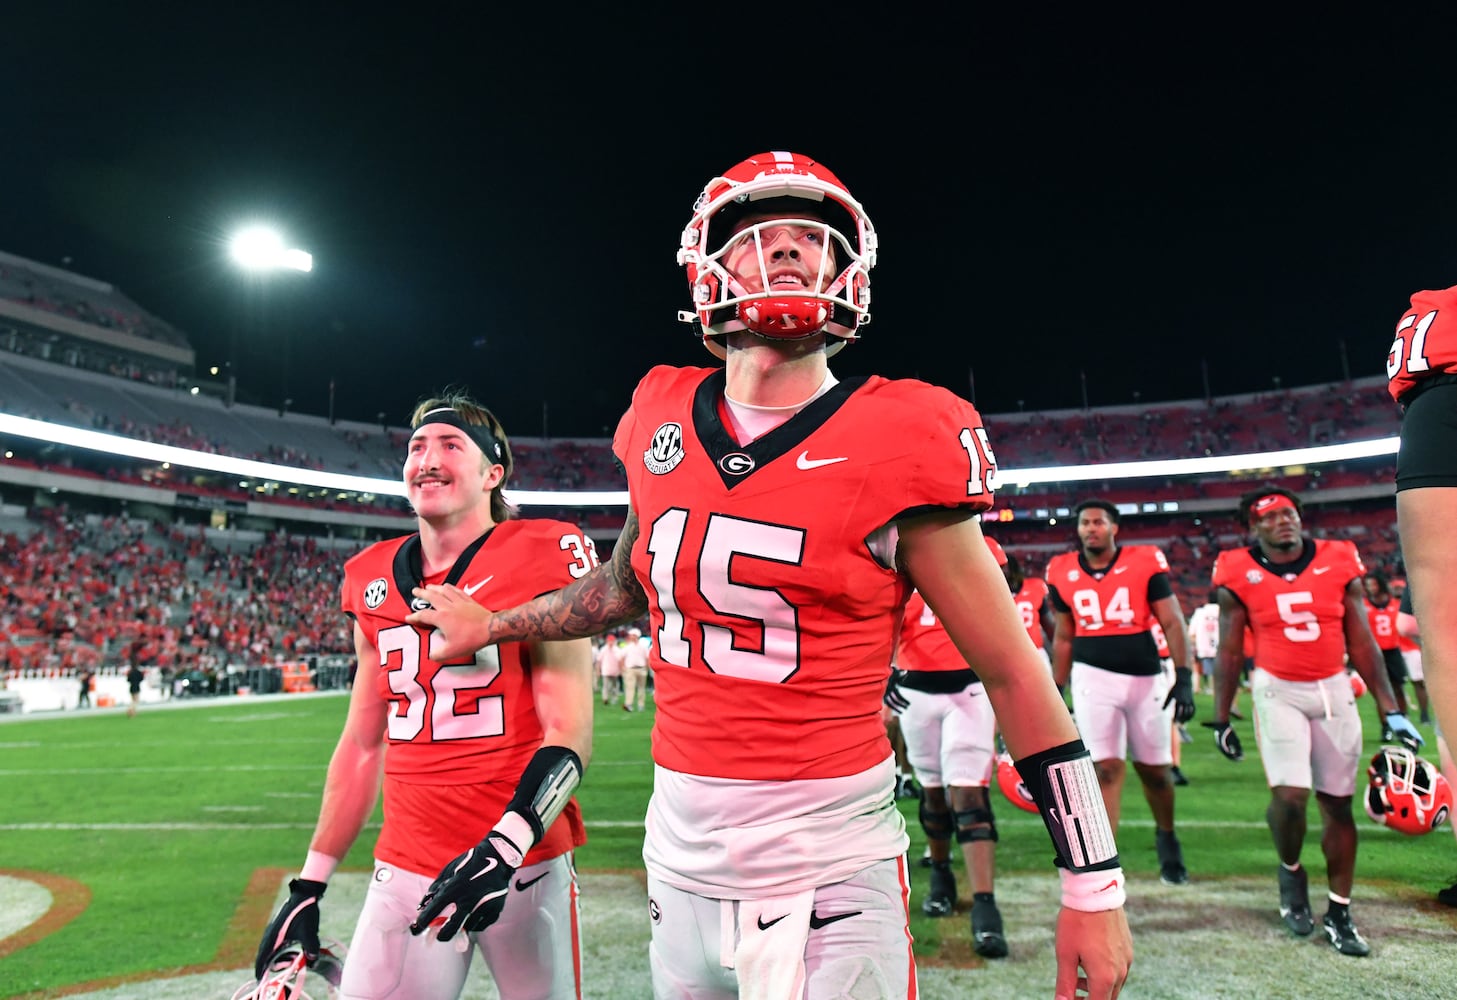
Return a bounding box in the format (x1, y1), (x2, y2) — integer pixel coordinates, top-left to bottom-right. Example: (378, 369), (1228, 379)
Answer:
(491, 811), (536, 866)
(300, 850), (339, 884)
(1060, 866), (1126, 912)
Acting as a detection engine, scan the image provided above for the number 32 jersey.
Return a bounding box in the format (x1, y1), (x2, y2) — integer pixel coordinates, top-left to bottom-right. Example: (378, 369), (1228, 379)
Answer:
(341, 518), (596, 875)
(613, 365), (997, 783)
(1211, 539), (1364, 682)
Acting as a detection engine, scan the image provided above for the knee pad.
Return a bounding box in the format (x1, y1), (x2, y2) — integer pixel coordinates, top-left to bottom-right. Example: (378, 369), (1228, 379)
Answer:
(918, 800), (954, 842)
(954, 805), (997, 844)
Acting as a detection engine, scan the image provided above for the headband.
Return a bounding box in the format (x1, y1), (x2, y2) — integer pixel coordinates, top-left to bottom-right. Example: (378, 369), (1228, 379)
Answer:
(1251, 493), (1297, 517)
(414, 407), (505, 463)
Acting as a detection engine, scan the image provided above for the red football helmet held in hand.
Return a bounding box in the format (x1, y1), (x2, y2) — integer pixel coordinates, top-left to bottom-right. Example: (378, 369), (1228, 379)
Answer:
(1364, 746), (1453, 836)
(996, 751), (1039, 814)
(677, 151), (876, 358)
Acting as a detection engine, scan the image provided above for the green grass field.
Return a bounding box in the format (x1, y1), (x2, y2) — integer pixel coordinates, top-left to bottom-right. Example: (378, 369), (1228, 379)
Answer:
(1, 690), (1454, 999)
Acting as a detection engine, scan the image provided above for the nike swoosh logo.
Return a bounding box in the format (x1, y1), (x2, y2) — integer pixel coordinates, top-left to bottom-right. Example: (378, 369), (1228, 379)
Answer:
(515, 872), (549, 891)
(1312, 567), (1331, 575)
(796, 450), (848, 470)
(757, 913), (788, 930)
(1113, 566), (1129, 574)
(463, 575), (494, 596)
(1098, 879), (1120, 893)
(809, 909), (862, 930)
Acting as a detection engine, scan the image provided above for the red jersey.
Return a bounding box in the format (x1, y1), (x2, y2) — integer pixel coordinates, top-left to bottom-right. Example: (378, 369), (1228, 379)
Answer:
(341, 518), (597, 874)
(1388, 285), (1457, 403)
(1013, 576), (1050, 650)
(1212, 539), (1364, 682)
(897, 590), (978, 689)
(1364, 597), (1401, 652)
(1045, 545), (1173, 675)
(1150, 618), (1171, 660)
(613, 365), (996, 780)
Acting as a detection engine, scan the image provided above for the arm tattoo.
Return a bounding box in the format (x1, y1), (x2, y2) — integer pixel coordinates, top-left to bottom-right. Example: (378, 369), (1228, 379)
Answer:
(490, 510), (649, 643)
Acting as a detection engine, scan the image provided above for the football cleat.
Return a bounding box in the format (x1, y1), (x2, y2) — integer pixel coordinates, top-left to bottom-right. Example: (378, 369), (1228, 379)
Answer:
(233, 940), (345, 1000)
(1277, 865), (1314, 936)
(1322, 909), (1371, 957)
(1364, 746), (1453, 836)
(995, 752), (1039, 814)
(922, 860), (957, 918)
(1156, 829), (1188, 886)
(677, 151), (876, 358)
(971, 897), (1009, 959)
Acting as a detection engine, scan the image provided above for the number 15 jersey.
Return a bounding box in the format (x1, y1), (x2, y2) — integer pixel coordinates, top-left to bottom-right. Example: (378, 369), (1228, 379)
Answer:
(613, 365), (997, 783)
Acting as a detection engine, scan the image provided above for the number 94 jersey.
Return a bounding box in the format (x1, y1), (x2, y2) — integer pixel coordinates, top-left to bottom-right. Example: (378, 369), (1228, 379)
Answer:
(614, 366), (997, 782)
(1211, 538), (1364, 682)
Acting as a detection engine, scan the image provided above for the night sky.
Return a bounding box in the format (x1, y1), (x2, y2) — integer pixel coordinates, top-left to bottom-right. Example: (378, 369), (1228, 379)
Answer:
(3, 8), (1453, 438)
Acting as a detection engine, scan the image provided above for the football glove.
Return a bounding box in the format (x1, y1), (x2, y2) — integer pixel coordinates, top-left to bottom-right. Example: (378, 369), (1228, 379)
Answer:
(1384, 711), (1425, 752)
(254, 877), (325, 980)
(411, 831), (522, 941)
(1202, 720), (1243, 762)
(1162, 667), (1197, 724)
(883, 669), (909, 714)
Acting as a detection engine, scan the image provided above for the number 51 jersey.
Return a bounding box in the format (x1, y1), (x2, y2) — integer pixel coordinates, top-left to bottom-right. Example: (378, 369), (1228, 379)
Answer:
(613, 365), (997, 782)
(341, 518), (595, 874)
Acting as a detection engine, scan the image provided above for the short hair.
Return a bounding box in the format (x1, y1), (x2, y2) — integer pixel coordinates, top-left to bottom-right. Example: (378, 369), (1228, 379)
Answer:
(1364, 570), (1390, 592)
(408, 388), (515, 523)
(1237, 486), (1303, 528)
(1074, 499), (1120, 525)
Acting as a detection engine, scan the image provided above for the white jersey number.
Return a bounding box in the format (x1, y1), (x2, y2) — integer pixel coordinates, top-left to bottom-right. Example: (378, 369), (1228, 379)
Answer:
(377, 623), (504, 741)
(1275, 591), (1321, 643)
(1072, 587), (1134, 630)
(1387, 309), (1436, 380)
(646, 509), (805, 683)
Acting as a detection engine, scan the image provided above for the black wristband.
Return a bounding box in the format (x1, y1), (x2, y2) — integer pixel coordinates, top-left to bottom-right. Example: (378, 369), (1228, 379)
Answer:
(1015, 740), (1121, 874)
(506, 745), (584, 842)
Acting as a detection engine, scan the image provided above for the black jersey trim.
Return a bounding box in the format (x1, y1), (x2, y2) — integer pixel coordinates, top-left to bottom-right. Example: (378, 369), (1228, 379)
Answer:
(391, 528), (497, 604)
(1248, 538), (1316, 578)
(691, 369), (872, 490)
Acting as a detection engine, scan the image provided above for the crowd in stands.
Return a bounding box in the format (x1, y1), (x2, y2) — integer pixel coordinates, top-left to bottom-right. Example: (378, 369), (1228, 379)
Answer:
(0, 509), (355, 688)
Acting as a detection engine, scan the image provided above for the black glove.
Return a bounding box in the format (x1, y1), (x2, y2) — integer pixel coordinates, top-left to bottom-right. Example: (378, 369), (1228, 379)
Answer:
(1162, 667), (1196, 724)
(1202, 720), (1243, 762)
(1384, 711), (1425, 752)
(883, 669), (909, 714)
(411, 831), (521, 941)
(254, 877), (325, 980)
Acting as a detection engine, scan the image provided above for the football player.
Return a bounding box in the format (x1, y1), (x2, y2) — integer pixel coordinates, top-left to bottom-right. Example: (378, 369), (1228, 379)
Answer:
(1363, 572), (1410, 724)
(251, 392), (596, 1000)
(1046, 499), (1196, 886)
(1394, 587), (1457, 906)
(886, 535), (1017, 959)
(1004, 553), (1055, 673)
(1208, 488), (1421, 957)
(406, 152), (1132, 1000)
(1389, 284), (1457, 846)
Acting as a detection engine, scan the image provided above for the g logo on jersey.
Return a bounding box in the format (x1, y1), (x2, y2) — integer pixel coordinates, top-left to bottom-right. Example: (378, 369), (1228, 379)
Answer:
(719, 452), (755, 476)
(364, 577), (389, 610)
(645, 422), (685, 475)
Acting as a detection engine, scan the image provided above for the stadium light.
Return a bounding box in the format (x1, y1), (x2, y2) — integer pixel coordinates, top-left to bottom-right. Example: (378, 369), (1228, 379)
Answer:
(0, 411), (1401, 510)
(229, 226), (313, 273)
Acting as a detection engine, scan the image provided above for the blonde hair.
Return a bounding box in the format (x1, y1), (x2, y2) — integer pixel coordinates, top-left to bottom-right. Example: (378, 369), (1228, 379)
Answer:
(408, 389), (515, 523)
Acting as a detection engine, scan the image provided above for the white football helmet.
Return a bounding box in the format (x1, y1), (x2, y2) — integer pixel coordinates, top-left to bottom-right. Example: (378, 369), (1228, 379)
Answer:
(232, 940), (345, 1000)
(677, 151), (876, 358)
